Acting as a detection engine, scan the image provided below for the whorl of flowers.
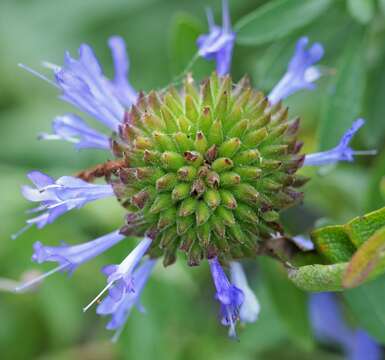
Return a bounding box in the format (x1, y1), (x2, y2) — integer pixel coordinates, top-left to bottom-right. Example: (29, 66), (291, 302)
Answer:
(14, 0), (374, 340)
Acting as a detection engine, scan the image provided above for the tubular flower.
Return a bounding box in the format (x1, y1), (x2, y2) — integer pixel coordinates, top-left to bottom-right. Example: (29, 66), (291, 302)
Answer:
(20, 35), (137, 146)
(39, 114), (110, 150)
(304, 118), (376, 167)
(14, 171), (114, 238)
(269, 37), (324, 105)
(229, 262), (260, 323)
(309, 293), (381, 360)
(209, 257), (244, 338)
(84, 236), (152, 311)
(15, 2), (378, 341)
(97, 259), (157, 342)
(197, 0), (235, 75)
(16, 230), (126, 292)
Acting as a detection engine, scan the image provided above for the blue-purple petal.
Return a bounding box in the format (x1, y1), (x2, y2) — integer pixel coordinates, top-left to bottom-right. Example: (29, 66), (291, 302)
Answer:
(269, 36), (324, 104)
(304, 119), (374, 167)
(18, 171), (114, 234)
(197, 0), (235, 75)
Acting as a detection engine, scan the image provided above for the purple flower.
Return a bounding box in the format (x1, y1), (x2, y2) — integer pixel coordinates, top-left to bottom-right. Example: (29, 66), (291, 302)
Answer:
(229, 262), (260, 323)
(96, 259), (157, 342)
(304, 119), (376, 167)
(309, 292), (352, 347)
(349, 330), (382, 360)
(309, 293), (381, 360)
(197, 0), (235, 75)
(14, 171), (114, 238)
(39, 114), (110, 150)
(83, 236), (152, 312)
(209, 257), (244, 338)
(19, 36), (137, 133)
(269, 37), (324, 105)
(108, 36), (138, 108)
(15, 230), (126, 292)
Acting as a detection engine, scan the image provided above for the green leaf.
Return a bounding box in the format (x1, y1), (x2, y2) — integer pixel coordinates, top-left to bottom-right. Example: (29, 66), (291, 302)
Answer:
(235, 0), (331, 46)
(363, 55), (385, 147)
(344, 274), (385, 344)
(318, 29), (366, 150)
(289, 207), (385, 291)
(347, 0), (375, 24)
(288, 263), (347, 292)
(380, 0), (385, 15)
(367, 149), (385, 210)
(343, 226), (385, 288)
(346, 206), (385, 247)
(311, 207), (385, 259)
(168, 12), (211, 77)
(259, 257), (314, 350)
(311, 225), (356, 263)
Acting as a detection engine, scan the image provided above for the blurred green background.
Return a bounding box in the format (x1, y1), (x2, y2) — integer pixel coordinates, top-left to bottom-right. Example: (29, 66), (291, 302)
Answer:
(0, 0), (384, 359)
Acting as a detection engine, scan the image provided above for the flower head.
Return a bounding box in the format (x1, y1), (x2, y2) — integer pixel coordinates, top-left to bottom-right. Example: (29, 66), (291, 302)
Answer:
(269, 37), (324, 104)
(209, 257), (244, 338)
(97, 259), (157, 342)
(14, 171), (114, 238)
(16, 230), (126, 292)
(114, 73), (306, 266)
(39, 114), (110, 150)
(197, 0), (235, 75)
(304, 119), (376, 167)
(229, 262), (260, 323)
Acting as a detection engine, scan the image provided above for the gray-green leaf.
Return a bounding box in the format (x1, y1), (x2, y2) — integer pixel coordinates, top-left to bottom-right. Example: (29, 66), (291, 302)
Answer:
(318, 30), (366, 150)
(235, 0), (331, 46)
(344, 274), (385, 344)
(347, 0), (375, 24)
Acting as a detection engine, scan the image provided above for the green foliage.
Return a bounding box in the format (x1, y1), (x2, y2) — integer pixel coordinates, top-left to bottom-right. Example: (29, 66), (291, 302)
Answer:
(347, 0), (375, 24)
(343, 226), (385, 287)
(169, 13), (212, 77)
(319, 31), (366, 150)
(289, 207), (385, 292)
(344, 274), (385, 343)
(235, 0), (331, 45)
(259, 257), (314, 350)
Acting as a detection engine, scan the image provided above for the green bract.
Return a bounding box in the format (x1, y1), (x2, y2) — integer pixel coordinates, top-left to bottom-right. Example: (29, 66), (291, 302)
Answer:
(289, 206), (385, 291)
(111, 73), (306, 266)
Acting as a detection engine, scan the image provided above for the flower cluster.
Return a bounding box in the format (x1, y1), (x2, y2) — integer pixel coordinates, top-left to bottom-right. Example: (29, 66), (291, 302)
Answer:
(15, 0), (375, 340)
